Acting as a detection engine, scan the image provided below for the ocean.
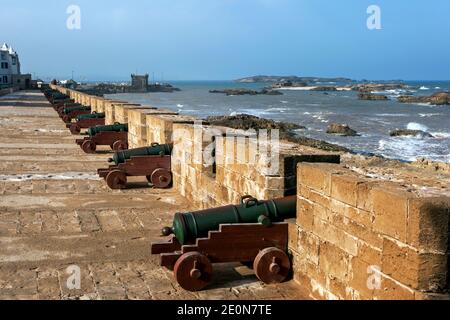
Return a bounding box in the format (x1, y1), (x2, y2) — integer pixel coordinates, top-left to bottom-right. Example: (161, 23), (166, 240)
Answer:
(106, 80), (450, 163)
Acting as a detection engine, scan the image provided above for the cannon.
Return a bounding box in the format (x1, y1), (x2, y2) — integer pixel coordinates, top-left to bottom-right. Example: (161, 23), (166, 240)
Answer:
(97, 143), (172, 189)
(66, 113), (106, 135)
(55, 102), (82, 112)
(44, 91), (73, 105)
(47, 92), (69, 103)
(151, 195), (296, 291)
(59, 106), (91, 123)
(52, 98), (74, 108)
(76, 123), (129, 153)
(77, 112), (105, 120)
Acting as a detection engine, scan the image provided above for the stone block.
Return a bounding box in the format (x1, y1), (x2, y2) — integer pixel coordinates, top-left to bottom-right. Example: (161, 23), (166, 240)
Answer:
(318, 241), (350, 282)
(372, 183), (415, 242)
(331, 173), (366, 207)
(298, 163), (342, 196)
(406, 197), (450, 252)
(381, 237), (447, 291)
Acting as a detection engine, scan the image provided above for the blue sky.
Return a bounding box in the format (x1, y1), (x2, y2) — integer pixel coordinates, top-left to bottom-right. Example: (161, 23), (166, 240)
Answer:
(1, 0), (449, 81)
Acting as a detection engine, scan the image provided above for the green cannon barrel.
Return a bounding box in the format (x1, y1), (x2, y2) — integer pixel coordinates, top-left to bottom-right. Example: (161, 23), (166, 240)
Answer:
(163, 195), (297, 245)
(62, 106), (90, 115)
(51, 93), (68, 100)
(109, 143), (173, 165)
(87, 123), (128, 137)
(76, 113), (105, 121)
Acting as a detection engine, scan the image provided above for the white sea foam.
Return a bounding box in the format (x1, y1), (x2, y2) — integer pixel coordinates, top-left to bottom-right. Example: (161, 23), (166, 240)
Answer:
(432, 132), (450, 139)
(177, 104), (184, 108)
(240, 109), (268, 117)
(280, 101), (289, 104)
(378, 137), (436, 162)
(419, 86), (430, 90)
(376, 113), (409, 117)
(419, 113), (442, 118)
(265, 107), (290, 113)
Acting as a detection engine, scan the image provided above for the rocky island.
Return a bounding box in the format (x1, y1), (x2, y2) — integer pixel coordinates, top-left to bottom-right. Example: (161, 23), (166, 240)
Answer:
(209, 88), (283, 96)
(390, 129), (434, 138)
(235, 75), (354, 84)
(358, 93), (389, 101)
(326, 123), (359, 136)
(398, 92), (450, 105)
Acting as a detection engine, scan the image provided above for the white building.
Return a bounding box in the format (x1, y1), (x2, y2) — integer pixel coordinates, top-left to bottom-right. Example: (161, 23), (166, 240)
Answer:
(0, 43), (31, 89)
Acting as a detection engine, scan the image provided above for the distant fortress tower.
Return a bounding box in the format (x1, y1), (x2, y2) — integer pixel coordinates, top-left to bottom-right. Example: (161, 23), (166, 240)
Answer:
(131, 74), (149, 92)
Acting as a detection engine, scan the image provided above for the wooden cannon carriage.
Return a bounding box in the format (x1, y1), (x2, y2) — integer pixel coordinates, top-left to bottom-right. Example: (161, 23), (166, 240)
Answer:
(151, 196), (296, 291)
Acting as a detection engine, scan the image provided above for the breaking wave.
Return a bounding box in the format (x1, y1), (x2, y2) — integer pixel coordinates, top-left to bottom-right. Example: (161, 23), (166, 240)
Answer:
(407, 122), (429, 132)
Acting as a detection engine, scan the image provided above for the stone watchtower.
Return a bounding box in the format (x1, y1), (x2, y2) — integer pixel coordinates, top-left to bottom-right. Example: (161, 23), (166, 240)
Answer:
(131, 74), (149, 92)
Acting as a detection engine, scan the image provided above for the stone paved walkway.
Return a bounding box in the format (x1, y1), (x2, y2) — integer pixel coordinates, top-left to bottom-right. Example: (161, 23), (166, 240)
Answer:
(0, 91), (307, 300)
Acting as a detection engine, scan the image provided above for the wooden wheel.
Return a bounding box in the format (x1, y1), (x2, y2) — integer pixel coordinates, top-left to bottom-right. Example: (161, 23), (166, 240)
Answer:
(174, 252), (213, 292)
(81, 139), (97, 153)
(105, 170), (127, 189)
(150, 168), (172, 189)
(112, 140), (128, 151)
(69, 123), (81, 135)
(62, 115), (70, 123)
(253, 247), (290, 284)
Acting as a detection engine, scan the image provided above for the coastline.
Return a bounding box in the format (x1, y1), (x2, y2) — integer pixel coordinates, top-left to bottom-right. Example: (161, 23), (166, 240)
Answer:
(105, 80), (450, 164)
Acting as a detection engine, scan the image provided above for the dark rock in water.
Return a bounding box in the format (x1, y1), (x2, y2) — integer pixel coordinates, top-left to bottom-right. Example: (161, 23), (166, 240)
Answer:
(209, 89), (259, 96)
(398, 92), (450, 105)
(260, 88), (283, 95)
(390, 129), (434, 138)
(352, 83), (407, 92)
(327, 123), (359, 136)
(358, 93), (389, 101)
(206, 114), (304, 132)
(206, 114), (350, 153)
(310, 86), (338, 91)
(209, 88), (283, 96)
(271, 80), (308, 88)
